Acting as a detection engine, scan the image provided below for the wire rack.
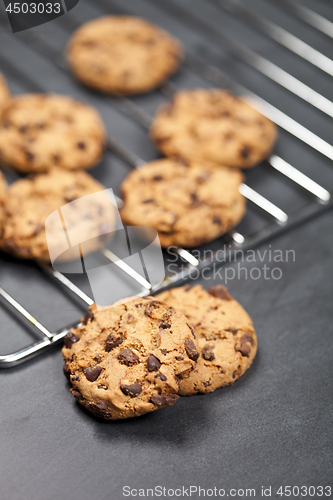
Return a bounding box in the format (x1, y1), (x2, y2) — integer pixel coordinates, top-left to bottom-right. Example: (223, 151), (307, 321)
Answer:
(0, 0), (332, 367)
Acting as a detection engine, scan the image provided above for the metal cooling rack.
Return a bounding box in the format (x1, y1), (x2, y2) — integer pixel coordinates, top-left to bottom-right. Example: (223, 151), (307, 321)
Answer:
(0, 0), (332, 367)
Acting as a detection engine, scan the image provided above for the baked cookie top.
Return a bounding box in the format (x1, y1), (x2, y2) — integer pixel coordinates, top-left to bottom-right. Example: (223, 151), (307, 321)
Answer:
(0, 168), (114, 262)
(62, 296), (200, 420)
(67, 16), (183, 95)
(0, 73), (11, 116)
(120, 158), (245, 248)
(156, 284), (257, 395)
(0, 171), (8, 232)
(150, 89), (277, 169)
(0, 94), (106, 173)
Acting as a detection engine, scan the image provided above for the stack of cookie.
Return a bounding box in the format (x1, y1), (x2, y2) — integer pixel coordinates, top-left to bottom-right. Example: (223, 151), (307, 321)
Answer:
(65, 15), (277, 248)
(63, 284), (257, 420)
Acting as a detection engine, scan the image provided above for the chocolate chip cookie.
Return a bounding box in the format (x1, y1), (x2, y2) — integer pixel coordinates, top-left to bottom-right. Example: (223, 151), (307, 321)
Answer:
(67, 16), (183, 95)
(0, 168), (114, 262)
(120, 158), (245, 248)
(156, 284), (257, 395)
(0, 73), (11, 116)
(0, 94), (106, 173)
(62, 297), (200, 420)
(150, 89), (277, 169)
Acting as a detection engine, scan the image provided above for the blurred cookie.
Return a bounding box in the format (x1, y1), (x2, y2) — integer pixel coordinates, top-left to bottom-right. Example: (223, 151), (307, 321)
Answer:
(62, 297), (200, 420)
(0, 168), (114, 262)
(156, 284), (257, 395)
(67, 16), (183, 95)
(150, 89), (277, 168)
(0, 94), (106, 173)
(0, 171), (8, 233)
(120, 158), (245, 248)
(0, 73), (11, 116)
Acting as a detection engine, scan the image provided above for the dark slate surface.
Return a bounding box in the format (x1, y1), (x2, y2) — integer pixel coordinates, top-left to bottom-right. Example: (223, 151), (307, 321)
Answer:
(0, 0), (332, 498)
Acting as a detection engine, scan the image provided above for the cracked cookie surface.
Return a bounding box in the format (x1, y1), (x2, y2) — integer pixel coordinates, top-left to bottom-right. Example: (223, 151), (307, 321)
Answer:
(0, 168), (113, 262)
(120, 158), (245, 248)
(62, 297), (200, 420)
(67, 16), (183, 95)
(0, 94), (106, 173)
(156, 284), (257, 395)
(150, 89), (277, 169)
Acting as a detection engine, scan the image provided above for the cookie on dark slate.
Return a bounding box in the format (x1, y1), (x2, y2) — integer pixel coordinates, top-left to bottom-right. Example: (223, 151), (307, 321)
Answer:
(0, 168), (114, 262)
(67, 16), (183, 95)
(62, 297), (200, 420)
(157, 284), (258, 395)
(150, 88), (277, 169)
(0, 94), (106, 173)
(120, 158), (245, 248)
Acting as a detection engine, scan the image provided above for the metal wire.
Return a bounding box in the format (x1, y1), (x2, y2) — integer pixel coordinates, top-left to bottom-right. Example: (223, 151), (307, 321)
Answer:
(1, 0), (332, 367)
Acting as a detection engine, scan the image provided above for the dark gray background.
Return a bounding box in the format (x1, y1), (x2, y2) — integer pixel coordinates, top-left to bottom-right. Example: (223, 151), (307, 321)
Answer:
(0, 0), (332, 498)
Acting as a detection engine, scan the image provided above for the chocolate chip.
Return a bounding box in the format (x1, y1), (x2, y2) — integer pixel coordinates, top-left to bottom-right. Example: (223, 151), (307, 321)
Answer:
(63, 363), (71, 380)
(77, 141), (86, 150)
(118, 349), (139, 366)
(105, 333), (123, 352)
(159, 322), (171, 329)
(185, 338), (200, 361)
(203, 381), (211, 387)
(241, 146), (251, 159)
(190, 192), (201, 207)
(89, 400), (110, 417)
(19, 125), (28, 133)
(150, 394), (179, 406)
(227, 328), (239, 335)
(175, 356), (184, 361)
(237, 343), (251, 357)
(155, 373), (167, 381)
(152, 175), (163, 181)
(213, 215), (222, 225)
(120, 383), (142, 397)
(64, 331), (80, 348)
(84, 366), (102, 382)
(241, 333), (254, 346)
(184, 284), (193, 292)
(202, 345), (215, 361)
(82, 310), (94, 325)
(186, 323), (196, 339)
(143, 198), (154, 203)
(25, 152), (35, 162)
(208, 285), (232, 301)
(145, 300), (165, 318)
(52, 154), (61, 164)
(147, 355), (161, 372)
(71, 389), (82, 400)
(160, 349), (167, 355)
(232, 370), (237, 379)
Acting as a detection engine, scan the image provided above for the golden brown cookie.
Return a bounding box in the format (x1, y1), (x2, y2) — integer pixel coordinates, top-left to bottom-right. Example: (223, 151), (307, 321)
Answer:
(0, 94), (106, 173)
(120, 158), (245, 248)
(0, 168), (114, 262)
(150, 89), (277, 168)
(156, 284), (257, 395)
(0, 171), (8, 234)
(67, 16), (183, 95)
(62, 297), (200, 420)
(0, 73), (11, 116)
